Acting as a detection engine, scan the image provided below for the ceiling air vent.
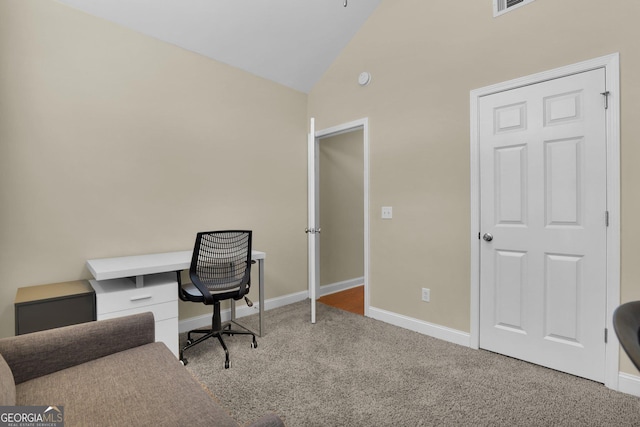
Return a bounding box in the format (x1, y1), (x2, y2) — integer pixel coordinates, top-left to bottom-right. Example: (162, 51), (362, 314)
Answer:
(493, 0), (536, 17)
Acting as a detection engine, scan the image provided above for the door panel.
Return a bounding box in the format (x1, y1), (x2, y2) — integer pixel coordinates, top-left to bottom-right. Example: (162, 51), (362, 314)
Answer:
(479, 69), (607, 382)
(495, 250), (527, 332)
(495, 144), (528, 225)
(545, 138), (582, 226)
(544, 253), (582, 344)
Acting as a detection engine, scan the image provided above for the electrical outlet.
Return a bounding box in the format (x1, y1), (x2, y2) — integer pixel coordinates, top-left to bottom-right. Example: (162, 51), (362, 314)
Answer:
(421, 288), (430, 302)
(381, 206), (393, 219)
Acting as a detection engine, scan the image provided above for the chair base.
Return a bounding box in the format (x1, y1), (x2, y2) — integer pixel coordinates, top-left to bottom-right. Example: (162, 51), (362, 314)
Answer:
(180, 321), (257, 368)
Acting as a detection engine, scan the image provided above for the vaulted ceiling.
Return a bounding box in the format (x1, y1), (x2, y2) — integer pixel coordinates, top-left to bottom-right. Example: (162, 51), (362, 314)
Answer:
(56, 0), (383, 93)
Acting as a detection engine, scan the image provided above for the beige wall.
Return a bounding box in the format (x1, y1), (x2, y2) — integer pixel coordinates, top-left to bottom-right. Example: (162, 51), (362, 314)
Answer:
(0, 0), (308, 337)
(308, 0), (640, 373)
(319, 130), (364, 286)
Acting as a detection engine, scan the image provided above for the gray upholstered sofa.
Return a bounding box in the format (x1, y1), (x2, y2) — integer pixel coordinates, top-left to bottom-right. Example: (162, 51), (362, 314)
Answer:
(0, 312), (284, 427)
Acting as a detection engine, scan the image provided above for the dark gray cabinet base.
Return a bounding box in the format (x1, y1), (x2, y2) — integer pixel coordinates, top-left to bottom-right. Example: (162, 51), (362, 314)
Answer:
(15, 280), (96, 335)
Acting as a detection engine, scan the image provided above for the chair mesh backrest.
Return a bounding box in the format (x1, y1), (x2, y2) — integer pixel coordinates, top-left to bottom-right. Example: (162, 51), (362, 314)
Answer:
(191, 230), (252, 293)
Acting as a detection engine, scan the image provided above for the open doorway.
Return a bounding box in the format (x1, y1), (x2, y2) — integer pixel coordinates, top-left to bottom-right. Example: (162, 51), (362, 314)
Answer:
(308, 118), (370, 321)
(317, 129), (365, 315)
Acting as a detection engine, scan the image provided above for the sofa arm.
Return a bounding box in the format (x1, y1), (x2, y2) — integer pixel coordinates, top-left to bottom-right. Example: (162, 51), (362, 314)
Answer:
(0, 312), (155, 385)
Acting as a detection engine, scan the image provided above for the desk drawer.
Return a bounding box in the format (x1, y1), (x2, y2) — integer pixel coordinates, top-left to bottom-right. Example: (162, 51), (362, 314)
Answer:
(96, 300), (177, 322)
(94, 281), (175, 315)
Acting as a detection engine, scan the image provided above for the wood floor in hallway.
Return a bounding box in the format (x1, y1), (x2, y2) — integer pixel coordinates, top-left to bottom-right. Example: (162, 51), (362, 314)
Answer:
(317, 285), (364, 316)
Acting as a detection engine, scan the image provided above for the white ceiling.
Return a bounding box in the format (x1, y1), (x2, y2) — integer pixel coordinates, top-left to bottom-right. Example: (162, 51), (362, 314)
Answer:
(55, 0), (382, 93)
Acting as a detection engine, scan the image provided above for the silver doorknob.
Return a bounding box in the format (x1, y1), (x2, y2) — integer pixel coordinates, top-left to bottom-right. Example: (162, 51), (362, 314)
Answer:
(483, 233), (493, 242)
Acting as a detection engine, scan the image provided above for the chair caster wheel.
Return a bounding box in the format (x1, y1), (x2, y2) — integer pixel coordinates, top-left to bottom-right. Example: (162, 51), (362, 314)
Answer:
(224, 360), (230, 369)
(251, 341), (258, 349)
(180, 358), (188, 366)
(186, 339), (193, 345)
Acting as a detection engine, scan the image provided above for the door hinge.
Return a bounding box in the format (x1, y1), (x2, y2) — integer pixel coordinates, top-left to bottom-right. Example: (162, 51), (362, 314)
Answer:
(478, 232), (481, 240)
(605, 210), (609, 227)
(601, 91), (610, 109)
(604, 328), (608, 343)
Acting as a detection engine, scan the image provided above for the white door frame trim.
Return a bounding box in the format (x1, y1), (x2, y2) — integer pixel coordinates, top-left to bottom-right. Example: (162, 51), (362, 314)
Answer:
(469, 53), (620, 390)
(314, 118), (370, 317)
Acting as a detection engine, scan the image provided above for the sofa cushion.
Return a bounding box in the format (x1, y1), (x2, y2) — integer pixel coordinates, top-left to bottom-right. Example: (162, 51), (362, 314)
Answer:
(16, 342), (238, 427)
(0, 355), (16, 406)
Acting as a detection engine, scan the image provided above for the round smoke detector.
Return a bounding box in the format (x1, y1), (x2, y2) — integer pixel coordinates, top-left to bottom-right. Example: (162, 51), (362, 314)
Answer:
(358, 72), (371, 86)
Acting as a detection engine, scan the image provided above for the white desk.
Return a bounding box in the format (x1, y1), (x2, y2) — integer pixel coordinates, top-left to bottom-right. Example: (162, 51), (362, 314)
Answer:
(86, 250), (266, 357)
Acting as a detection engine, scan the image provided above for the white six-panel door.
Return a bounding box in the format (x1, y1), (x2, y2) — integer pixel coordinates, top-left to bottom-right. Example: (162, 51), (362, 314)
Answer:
(479, 69), (607, 382)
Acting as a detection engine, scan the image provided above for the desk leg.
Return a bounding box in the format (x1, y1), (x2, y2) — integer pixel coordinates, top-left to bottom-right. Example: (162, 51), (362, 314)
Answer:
(258, 258), (264, 337)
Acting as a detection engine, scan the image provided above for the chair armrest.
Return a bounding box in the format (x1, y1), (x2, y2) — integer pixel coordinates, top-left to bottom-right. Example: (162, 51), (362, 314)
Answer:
(0, 312), (155, 384)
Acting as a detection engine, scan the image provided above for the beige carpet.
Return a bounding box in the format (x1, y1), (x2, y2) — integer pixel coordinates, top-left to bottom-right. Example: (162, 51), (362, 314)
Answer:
(183, 300), (640, 426)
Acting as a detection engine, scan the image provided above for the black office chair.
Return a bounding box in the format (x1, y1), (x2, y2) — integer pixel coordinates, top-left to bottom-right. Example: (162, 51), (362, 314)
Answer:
(178, 230), (257, 368)
(613, 301), (640, 371)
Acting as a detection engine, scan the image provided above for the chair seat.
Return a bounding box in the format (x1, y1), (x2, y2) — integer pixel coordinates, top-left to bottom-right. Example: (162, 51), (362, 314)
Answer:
(181, 282), (241, 298)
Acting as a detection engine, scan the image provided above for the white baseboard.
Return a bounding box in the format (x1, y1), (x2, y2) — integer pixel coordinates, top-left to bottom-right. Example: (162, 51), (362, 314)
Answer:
(319, 277), (364, 297)
(178, 290), (308, 333)
(368, 306), (471, 347)
(618, 372), (640, 397)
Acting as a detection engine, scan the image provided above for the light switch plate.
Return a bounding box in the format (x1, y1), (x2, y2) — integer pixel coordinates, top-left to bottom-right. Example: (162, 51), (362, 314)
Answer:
(381, 206), (393, 219)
